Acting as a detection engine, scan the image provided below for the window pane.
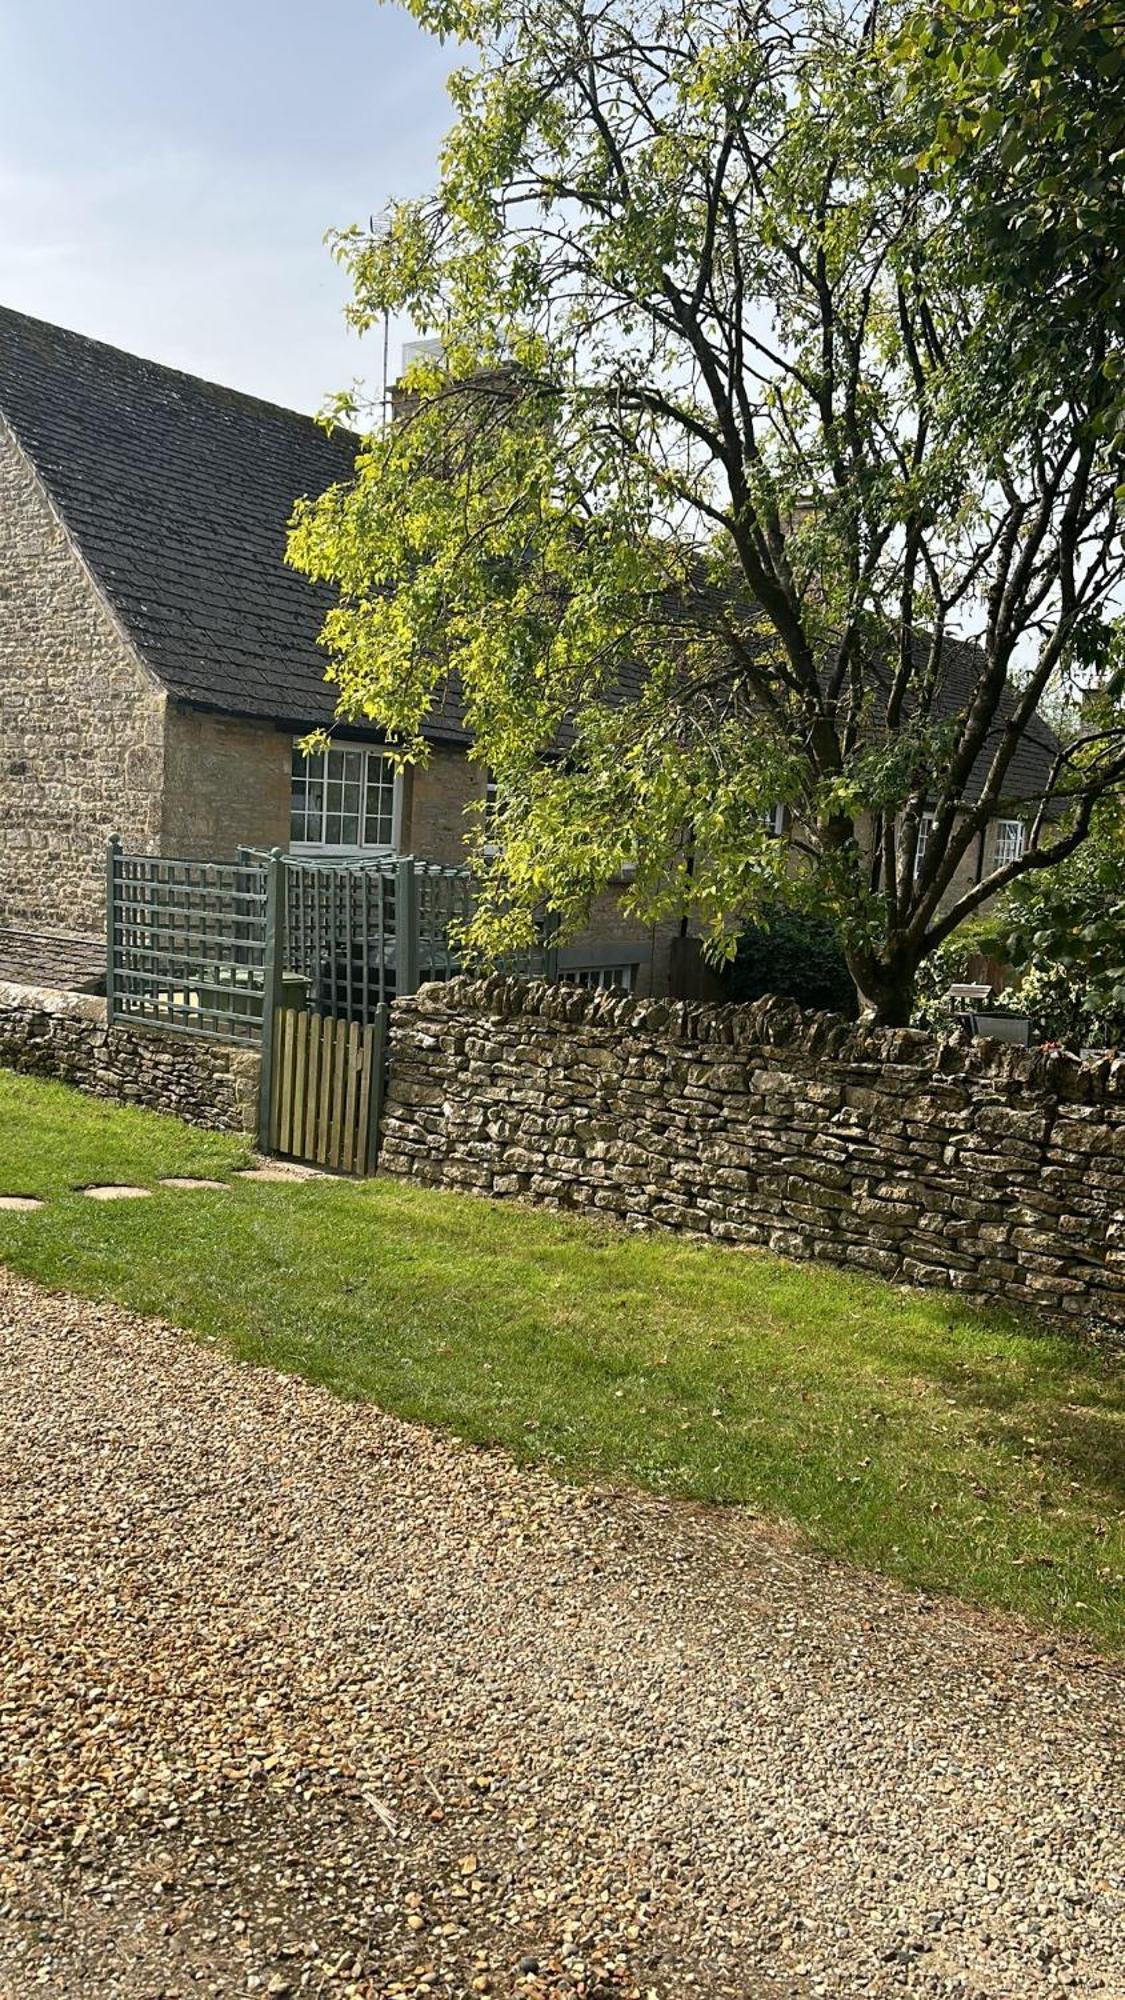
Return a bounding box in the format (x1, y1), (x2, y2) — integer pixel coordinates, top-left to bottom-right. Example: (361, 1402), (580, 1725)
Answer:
(365, 755), (394, 846)
(995, 820), (1025, 868)
(291, 746), (322, 844)
(292, 740), (396, 848)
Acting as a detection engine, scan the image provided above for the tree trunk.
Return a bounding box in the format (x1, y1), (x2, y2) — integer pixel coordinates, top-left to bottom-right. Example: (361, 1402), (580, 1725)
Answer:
(847, 952), (918, 1027)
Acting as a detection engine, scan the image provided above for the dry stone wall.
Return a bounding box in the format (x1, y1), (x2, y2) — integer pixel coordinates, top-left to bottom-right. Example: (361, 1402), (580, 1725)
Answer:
(381, 977), (1125, 1326)
(0, 982), (259, 1133)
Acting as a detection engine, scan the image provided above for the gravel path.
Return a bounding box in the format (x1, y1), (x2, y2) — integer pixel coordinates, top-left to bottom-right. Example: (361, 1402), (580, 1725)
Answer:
(0, 1269), (1121, 2000)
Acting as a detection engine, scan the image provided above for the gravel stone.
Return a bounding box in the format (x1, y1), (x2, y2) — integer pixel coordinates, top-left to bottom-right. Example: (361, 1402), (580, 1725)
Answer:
(0, 1267), (1121, 1999)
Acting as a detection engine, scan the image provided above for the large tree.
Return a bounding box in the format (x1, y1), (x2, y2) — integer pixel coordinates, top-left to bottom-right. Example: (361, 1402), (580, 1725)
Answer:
(289, 0), (1125, 1023)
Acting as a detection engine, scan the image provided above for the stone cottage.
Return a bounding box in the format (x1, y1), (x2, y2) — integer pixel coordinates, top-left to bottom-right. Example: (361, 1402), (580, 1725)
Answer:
(0, 304), (673, 993)
(0, 304), (1060, 1001)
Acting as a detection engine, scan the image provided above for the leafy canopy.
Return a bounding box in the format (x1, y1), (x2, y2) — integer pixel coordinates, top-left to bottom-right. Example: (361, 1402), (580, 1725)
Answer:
(289, 0), (1125, 1021)
(895, 0), (1125, 454)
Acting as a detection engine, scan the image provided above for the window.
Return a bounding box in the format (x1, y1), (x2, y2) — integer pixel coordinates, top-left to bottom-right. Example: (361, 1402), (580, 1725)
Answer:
(993, 819), (1026, 870)
(482, 770), (501, 858)
(763, 803), (786, 839)
(290, 743), (399, 852)
(897, 812), (934, 878)
(559, 963), (638, 994)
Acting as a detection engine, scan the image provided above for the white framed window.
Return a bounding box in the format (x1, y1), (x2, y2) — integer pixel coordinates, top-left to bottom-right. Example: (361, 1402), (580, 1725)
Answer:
(992, 819), (1026, 870)
(559, 963), (638, 994)
(482, 770), (501, 859)
(763, 802), (786, 838)
(897, 812), (934, 878)
(289, 742), (401, 853)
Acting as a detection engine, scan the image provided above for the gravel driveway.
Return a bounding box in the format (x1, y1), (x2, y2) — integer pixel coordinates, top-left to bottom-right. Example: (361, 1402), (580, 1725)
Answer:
(0, 1268), (1121, 2000)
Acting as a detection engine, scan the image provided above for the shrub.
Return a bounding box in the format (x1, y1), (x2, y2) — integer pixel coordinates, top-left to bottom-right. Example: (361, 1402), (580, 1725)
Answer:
(727, 905), (858, 1017)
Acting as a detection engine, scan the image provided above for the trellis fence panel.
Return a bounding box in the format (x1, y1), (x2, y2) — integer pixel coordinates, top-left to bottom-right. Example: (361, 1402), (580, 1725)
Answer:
(106, 838), (268, 1042)
(107, 836), (558, 1174)
(282, 856), (399, 1019)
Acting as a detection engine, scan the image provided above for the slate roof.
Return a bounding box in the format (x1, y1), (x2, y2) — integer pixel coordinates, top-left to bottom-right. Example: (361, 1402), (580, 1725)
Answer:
(669, 582), (1060, 810)
(0, 303), (469, 742)
(875, 632), (1061, 812)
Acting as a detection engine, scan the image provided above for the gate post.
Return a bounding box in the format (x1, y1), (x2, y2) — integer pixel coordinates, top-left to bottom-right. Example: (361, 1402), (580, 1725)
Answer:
(395, 855), (420, 997)
(257, 848), (286, 1150)
(105, 834), (121, 1025)
(365, 1000), (391, 1173)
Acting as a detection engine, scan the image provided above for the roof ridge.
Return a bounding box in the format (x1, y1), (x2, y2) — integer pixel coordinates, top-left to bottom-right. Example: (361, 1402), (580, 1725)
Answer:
(0, 299), (356, 437)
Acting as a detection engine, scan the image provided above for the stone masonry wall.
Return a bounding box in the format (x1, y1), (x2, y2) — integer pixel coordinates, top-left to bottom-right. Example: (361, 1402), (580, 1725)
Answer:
(0, 422), (166, 929)
(0, 981), (259, 1132)
(406, 746), (485, 867)
(160, 706), (291, 861)
(381, 977), (1125, 1326)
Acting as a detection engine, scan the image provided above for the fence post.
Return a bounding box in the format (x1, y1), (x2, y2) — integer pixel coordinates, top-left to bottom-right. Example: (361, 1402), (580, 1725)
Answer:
(395, 855), (420, 997)
(257, 848), (286, 1149)
(105, 834), (121, 1024)
(365, 1000), (390, 1173)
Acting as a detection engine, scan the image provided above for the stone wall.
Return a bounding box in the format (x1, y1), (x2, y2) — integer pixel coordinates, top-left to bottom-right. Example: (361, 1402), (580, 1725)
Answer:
(381, 977), (1125, 1326)
(406, 746), (485, 866)
(160, 706), (291, 860)
(0, 423), (166, 930)
(0, 982), (259, 1133)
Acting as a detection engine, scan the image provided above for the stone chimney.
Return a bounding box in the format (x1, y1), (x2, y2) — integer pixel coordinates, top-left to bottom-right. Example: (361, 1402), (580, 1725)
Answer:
(389, 338), (445, 427)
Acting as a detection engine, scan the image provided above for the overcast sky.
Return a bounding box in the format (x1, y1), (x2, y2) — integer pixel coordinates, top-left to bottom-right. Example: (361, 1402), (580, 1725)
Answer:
(0, 0), (453, 413)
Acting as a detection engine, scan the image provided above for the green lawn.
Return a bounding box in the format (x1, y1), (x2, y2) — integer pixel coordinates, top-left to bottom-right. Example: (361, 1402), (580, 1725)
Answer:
(0, 1068), (1122, 1651)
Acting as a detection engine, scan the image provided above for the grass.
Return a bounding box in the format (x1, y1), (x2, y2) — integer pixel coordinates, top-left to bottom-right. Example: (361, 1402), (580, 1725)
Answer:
(0, 1068), (1122, 1652)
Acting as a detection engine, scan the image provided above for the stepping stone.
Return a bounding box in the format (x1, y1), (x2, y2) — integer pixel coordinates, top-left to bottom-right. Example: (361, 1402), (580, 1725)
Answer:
(235, 1163), (326, 1182)
(158, 1177), (230, 1192)
(0, 1195), (45, 1211)
(81, 1184), (152, 1201)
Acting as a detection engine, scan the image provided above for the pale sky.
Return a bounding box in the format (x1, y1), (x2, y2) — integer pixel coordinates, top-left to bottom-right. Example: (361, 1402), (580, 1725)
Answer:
(0, 0), (454, 414)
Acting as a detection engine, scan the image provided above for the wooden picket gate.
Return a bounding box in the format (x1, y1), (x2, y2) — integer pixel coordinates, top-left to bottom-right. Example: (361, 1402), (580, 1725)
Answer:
(265, 1003), (388, 1176)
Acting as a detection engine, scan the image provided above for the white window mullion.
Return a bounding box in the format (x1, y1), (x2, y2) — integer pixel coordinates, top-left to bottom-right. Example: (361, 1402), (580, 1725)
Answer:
(993, 819), (1026, 870)
(290, 740), (400, 854)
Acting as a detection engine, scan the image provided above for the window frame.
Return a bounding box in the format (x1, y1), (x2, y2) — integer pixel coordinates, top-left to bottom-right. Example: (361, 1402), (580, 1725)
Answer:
(992, 818), (1027, 871)
(289, 740), (403, 856)
(482, 770), (501, 861)
(558, 962), (640, 994)
(895, 810), (935, 880)
(556, 946), (645, 994)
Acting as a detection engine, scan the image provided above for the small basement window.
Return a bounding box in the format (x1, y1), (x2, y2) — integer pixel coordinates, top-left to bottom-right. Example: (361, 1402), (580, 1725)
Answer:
(290, 742), (401, 853)
(559, 963), (639, 994)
